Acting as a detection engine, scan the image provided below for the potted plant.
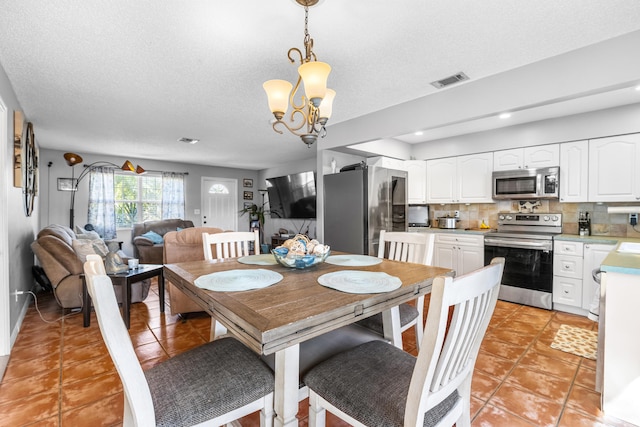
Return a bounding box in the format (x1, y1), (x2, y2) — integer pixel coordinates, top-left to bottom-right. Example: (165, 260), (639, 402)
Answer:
(239, 202), (269, 251)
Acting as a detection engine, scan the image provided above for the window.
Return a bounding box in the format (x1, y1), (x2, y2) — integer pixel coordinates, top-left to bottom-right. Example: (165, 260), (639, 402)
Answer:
(114, 173), (162, 228)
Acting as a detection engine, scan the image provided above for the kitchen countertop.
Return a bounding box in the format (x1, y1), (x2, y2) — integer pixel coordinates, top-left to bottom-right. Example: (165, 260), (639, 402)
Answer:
(601, 241), (640, 275)
(408, 227), (495, 235)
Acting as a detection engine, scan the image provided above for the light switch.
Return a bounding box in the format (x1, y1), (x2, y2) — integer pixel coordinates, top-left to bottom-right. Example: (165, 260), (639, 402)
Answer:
(194, 209), (200, 215)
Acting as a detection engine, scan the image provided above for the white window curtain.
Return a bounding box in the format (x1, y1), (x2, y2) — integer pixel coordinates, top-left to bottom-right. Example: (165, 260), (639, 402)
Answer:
(88, 167), (116, 239)
(162, 172), (185, 219)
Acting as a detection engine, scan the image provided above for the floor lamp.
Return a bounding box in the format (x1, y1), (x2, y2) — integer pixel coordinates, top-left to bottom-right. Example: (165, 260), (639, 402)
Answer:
(63, 152), (145, 229)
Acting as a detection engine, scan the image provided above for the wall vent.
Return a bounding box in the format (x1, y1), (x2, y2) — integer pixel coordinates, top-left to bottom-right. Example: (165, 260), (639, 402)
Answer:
(430, 72), (469, 89)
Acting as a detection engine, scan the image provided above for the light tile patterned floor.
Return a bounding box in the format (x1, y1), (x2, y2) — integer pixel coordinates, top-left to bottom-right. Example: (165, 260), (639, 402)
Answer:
(0, 281), (635, 426)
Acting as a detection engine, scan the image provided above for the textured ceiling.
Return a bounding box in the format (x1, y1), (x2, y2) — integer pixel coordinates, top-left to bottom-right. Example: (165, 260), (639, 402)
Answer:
(1, 0), (640, 170)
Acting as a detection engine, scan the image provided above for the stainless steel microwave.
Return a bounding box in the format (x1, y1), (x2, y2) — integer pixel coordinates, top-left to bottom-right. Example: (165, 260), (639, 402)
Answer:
(492, 167), (559, 199)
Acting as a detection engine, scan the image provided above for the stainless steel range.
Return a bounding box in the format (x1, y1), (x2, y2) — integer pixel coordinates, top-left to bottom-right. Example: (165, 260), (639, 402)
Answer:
(484, 213), (562, 310)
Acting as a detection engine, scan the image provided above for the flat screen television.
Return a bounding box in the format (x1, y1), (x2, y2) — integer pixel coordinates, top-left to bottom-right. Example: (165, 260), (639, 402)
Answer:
(266, 171), (317, 219)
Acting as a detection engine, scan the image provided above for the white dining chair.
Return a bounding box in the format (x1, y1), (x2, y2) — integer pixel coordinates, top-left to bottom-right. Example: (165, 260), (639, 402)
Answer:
(83, 256), (275, 427)
(358, 230), (435, 349)
(202, 229), (260, 340)
(202, 230), (260, 260)
(303, 258), (505, 427)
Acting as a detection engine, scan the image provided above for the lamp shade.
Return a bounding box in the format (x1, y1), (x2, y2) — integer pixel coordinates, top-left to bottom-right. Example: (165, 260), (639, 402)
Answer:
(263, 80), (293, 116)
(64, 152), (83, 166)
(135, 165), (146, 174)
(121, 160), (136, 172)
(298, 61), (331, 107)
(318, 89), (336, 120)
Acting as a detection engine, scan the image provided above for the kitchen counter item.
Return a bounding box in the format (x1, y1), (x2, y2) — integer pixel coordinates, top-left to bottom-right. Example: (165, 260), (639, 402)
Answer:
(437, 217), (459, 229)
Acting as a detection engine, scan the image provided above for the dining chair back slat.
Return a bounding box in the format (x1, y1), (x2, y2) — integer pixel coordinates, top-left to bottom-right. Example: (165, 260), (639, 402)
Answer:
(203, 230), (260, 260)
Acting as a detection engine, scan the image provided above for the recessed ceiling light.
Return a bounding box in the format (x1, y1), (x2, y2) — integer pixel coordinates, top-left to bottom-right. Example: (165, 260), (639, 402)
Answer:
(499, 113), (512, 119)
(635, 85), (640, 91)
(178, 137), (199, 144)
(414, 131), (423, 136)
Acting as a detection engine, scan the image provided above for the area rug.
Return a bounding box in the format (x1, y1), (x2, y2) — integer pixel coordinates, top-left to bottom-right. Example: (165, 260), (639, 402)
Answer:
(550, 324), (597, 360)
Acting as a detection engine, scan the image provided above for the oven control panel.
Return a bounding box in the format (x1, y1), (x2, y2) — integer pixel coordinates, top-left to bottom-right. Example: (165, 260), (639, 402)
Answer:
(498, 213), (562, 227)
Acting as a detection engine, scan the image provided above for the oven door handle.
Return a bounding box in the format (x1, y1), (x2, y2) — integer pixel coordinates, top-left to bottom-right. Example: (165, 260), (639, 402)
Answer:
(484, 238), (552, 251)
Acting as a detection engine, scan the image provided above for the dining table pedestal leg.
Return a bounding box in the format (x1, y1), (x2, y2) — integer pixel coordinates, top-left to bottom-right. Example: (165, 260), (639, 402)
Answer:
(274, 343), (300, 427)
(382, 306), (403, 349)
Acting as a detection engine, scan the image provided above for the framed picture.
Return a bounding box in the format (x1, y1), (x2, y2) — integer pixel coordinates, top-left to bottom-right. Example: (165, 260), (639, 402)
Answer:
(243, 201), (253, 209)
(57, 178), (78, 191)
(243, 178), (253, 188)
(243, 191), (253, 200)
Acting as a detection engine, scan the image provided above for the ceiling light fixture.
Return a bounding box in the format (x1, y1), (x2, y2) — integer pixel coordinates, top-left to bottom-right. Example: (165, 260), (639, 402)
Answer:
(499, 112), (512, 119)
(414, 131), (424, 136)
(63, 152), (145, 228)
(178, 137), (199, 144)
(263, 0), (335, 148)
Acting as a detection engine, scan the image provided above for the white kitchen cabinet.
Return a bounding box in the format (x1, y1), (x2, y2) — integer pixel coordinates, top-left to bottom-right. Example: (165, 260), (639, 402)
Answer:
(405, 160), (427, 204)
(588, 134), (640, 202)
(553, 241), (584, 310)
(552, 240), (615, 316)
(559, 140), (589, 202)
(582, 243), (615, 312)
(493, 144), (559, 171)
(433, 233), (484, 276)
(426, 153), (493, 204)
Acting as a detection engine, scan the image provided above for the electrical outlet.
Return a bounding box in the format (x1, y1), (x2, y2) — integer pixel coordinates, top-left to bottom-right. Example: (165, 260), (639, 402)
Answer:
(630, 213), (638, 226)
(454, 210), (460, 218)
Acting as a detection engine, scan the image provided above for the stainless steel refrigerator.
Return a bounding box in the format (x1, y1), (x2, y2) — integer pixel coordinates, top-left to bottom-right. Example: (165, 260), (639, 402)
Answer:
(324, 164), (407, 255)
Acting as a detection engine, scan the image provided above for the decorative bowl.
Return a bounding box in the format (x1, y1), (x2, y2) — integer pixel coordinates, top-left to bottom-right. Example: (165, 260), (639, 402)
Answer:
(271, 247), (330, 269)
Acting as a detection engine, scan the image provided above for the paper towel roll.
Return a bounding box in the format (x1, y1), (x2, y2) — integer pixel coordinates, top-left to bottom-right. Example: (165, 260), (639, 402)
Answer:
(607, 206), (640, 214)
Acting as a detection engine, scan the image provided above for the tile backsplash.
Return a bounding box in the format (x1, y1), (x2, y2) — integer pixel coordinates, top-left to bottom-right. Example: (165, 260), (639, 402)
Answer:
(430, 201), (640, 238)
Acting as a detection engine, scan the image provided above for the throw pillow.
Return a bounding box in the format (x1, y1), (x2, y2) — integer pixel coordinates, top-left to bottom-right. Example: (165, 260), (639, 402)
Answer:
(72, 239), (97, 262)
(141, 230), (164, 244)
(76, 230), (102, 240)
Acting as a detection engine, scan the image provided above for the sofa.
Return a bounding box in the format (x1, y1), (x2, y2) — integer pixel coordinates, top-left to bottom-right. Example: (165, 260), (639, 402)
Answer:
(31, 224), (150, 309)
(131, 219), (194, 264)
(163, 227), (225, 315)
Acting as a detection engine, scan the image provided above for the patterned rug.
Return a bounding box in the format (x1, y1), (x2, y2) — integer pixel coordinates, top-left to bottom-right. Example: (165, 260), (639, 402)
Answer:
(550, 324), (598, 360)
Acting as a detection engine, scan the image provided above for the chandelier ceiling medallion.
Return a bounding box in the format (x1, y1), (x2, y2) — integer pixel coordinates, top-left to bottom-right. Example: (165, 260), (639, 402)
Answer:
(263, 0), (335, 147)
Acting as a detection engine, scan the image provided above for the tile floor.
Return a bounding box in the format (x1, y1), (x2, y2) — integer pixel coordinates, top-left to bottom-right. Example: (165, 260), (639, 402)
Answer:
(0, 280), (635, 427)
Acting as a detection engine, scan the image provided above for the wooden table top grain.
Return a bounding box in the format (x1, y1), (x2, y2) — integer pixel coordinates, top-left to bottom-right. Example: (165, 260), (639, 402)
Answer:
(164, 255), (453, 355)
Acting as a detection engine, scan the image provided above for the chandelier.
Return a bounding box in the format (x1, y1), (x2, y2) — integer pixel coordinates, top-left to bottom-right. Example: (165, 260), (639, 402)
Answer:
(263, 0), (335, 147)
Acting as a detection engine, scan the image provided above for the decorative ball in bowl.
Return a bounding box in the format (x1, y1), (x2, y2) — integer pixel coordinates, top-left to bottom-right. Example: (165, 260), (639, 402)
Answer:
(271, 235), (330, 269)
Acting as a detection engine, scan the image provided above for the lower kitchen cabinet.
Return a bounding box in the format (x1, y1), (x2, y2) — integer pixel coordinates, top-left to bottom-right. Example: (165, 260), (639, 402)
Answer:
(433, 233), (484, 276)
(553, 240), (615, 316)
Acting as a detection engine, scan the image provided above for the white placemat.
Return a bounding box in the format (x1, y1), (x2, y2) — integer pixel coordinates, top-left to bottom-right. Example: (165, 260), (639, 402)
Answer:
(325, 254), (382, 267)
(317, 271), (402, 294)
(237, 254), (278, 265)
(195, 269), (283, 292)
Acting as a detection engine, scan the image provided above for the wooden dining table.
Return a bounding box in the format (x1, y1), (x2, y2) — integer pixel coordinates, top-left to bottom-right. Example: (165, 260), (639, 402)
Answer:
(164, 253), (453, 427)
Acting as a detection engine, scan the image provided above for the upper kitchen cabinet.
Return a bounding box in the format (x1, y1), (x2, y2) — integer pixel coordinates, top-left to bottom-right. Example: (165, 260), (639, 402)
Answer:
(426, 153), (493, 204)
(560, 140), (589, 202)
(493, 145), (559, 171)
(588, 134), (640, 202)
(405, 160), (427, 204)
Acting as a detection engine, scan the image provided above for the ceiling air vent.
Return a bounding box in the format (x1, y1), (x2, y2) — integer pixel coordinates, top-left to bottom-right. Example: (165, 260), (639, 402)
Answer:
(430, 72), (469, 89)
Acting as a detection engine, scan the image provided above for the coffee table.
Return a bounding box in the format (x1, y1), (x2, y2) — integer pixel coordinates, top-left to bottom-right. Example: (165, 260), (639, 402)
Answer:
(82, 264), (164, 328)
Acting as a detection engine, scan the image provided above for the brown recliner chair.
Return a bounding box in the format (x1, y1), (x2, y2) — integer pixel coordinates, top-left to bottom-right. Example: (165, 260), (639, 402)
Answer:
(131, 219), (194, 264)
(163, 227), (225, 315)
(32, 224), (150, 309)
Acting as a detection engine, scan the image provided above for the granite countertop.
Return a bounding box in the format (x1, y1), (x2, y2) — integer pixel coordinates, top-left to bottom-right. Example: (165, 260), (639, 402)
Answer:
(601, 241), (640, 275)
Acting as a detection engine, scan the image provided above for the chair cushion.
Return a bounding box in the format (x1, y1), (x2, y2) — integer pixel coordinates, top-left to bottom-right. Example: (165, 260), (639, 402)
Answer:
(356, 302), (419, 333)
(145, 337), (274, 427)
(303, 340), (458, 427)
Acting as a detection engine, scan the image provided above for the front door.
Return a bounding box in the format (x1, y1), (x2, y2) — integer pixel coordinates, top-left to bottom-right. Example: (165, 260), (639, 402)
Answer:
(201, 177), (238, 231)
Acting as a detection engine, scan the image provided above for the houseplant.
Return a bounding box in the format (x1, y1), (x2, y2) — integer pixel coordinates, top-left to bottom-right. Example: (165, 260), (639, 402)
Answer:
(239, 202), (269, 250)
